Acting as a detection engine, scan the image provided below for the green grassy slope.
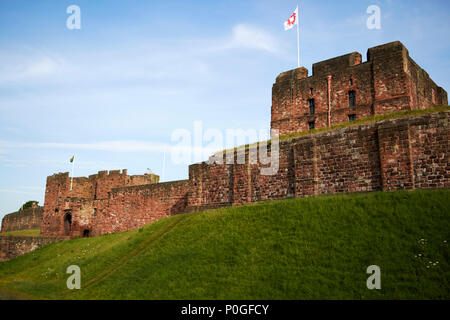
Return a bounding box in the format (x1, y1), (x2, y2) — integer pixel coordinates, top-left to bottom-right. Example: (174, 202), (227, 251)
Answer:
(0, 189), (449, 300)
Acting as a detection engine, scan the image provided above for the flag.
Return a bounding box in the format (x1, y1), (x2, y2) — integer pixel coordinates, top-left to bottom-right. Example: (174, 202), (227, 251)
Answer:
(284, 5), (300, 68)
(284, 6), (298, 31)
(70, 155), (74, 163)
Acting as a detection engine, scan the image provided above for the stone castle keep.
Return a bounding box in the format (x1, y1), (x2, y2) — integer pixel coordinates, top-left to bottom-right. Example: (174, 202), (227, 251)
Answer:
(1, 41), (449, 259)
(271, 41), (447, 134)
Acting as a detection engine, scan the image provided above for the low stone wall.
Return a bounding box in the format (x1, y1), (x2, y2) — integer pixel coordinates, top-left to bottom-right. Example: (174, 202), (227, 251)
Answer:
(1, 206), (43, 233)
(0, 236), (67, 262)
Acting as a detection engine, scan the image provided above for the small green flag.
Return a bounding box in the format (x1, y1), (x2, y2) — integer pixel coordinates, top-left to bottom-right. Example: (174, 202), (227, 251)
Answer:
(70, 156), (74, 163)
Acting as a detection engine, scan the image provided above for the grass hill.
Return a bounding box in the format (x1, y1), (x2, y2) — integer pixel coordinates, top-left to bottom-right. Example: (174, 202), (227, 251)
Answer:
(0, 189), (449, 300)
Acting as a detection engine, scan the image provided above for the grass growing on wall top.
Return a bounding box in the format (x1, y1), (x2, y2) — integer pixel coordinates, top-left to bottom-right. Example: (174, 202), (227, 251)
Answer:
(0, 229), (41, 237)
(217, 105), (450, 154)
(280, 105), (450, 141)
(0, 189), (449, 300)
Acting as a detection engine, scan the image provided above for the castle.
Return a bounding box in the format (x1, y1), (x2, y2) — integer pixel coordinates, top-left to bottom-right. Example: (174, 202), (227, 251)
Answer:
(1, 41), (448, 258)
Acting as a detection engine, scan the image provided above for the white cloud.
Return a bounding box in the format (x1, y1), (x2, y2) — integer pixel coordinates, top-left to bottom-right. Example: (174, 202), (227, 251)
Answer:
(24, 56), (60, 77)
(0, 52), (64, 83)
(0, 140), (168, 153)
(21, 186), (45, 191)
(0, 140), (219, 155)
(217, 24), (279, 53)
(0, 23), (280, 91)
(0, 156), (126, 170)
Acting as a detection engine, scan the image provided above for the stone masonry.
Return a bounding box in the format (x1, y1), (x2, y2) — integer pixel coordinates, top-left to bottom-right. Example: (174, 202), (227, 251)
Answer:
(271, 41), (447, 135)
(38, 110), (449, 239)
(41, 169), (159, 237)
(0, 205), (43, 233)
(1, 41), (448, 249)
(0, 236), (67, 262)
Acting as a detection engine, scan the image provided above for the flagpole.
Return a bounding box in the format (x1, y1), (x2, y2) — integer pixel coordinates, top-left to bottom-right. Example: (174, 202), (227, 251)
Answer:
(162, 149), (166, 182)
(70, 159), (74, 191)
(296, 4), (300, 68)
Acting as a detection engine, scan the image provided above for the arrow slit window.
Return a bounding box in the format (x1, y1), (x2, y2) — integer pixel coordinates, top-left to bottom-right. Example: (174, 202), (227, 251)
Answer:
(308, 99), (315, 114)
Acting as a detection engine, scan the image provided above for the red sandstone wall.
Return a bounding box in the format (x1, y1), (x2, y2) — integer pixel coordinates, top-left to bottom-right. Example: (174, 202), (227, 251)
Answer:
(0, 236), (66, 261)
(41, 169), (159, 236)
(187, 126), (380, 210)
(1, 206), (43, 233)
(43, 179), (189, 237)
(40, 111), (449, 238)
(91, 170), (159, 200)
(189, 110), (449, 212)
(42, 172), (74, 236)
(408, 57), (448, 110)
(368, 41), (413, 115)
(91, 180), (190, 235)
(188, 161), (233, 209)
(293, 125), (382, 196)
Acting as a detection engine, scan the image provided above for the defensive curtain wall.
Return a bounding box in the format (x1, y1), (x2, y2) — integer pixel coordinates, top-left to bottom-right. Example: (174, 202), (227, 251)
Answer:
(1, 41), (448, 261)
(42, 110), (449, 238)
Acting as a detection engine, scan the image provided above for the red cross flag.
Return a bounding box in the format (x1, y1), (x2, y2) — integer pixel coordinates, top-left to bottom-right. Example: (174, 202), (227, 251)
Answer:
(284, 6), (298, 31)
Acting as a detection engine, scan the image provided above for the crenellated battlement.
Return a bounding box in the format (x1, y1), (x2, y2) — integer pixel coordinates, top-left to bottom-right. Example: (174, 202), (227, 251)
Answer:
(271, 41), (448, 135)
(312, 52), (362, 76)
(41, 169), (159, 237)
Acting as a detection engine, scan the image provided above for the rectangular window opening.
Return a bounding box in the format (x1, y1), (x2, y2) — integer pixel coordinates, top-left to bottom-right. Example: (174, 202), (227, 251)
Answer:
(308, 99), (315, 114)
(349, 90), (356, 107)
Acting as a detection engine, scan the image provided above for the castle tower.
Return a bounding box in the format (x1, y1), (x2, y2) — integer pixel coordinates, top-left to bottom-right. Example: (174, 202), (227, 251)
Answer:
(271, 41), (448, 135)
(41, 170), (159, 237)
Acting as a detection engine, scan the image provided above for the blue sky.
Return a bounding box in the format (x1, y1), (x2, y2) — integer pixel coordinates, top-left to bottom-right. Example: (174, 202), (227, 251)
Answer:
(1, 0), (449, 223)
